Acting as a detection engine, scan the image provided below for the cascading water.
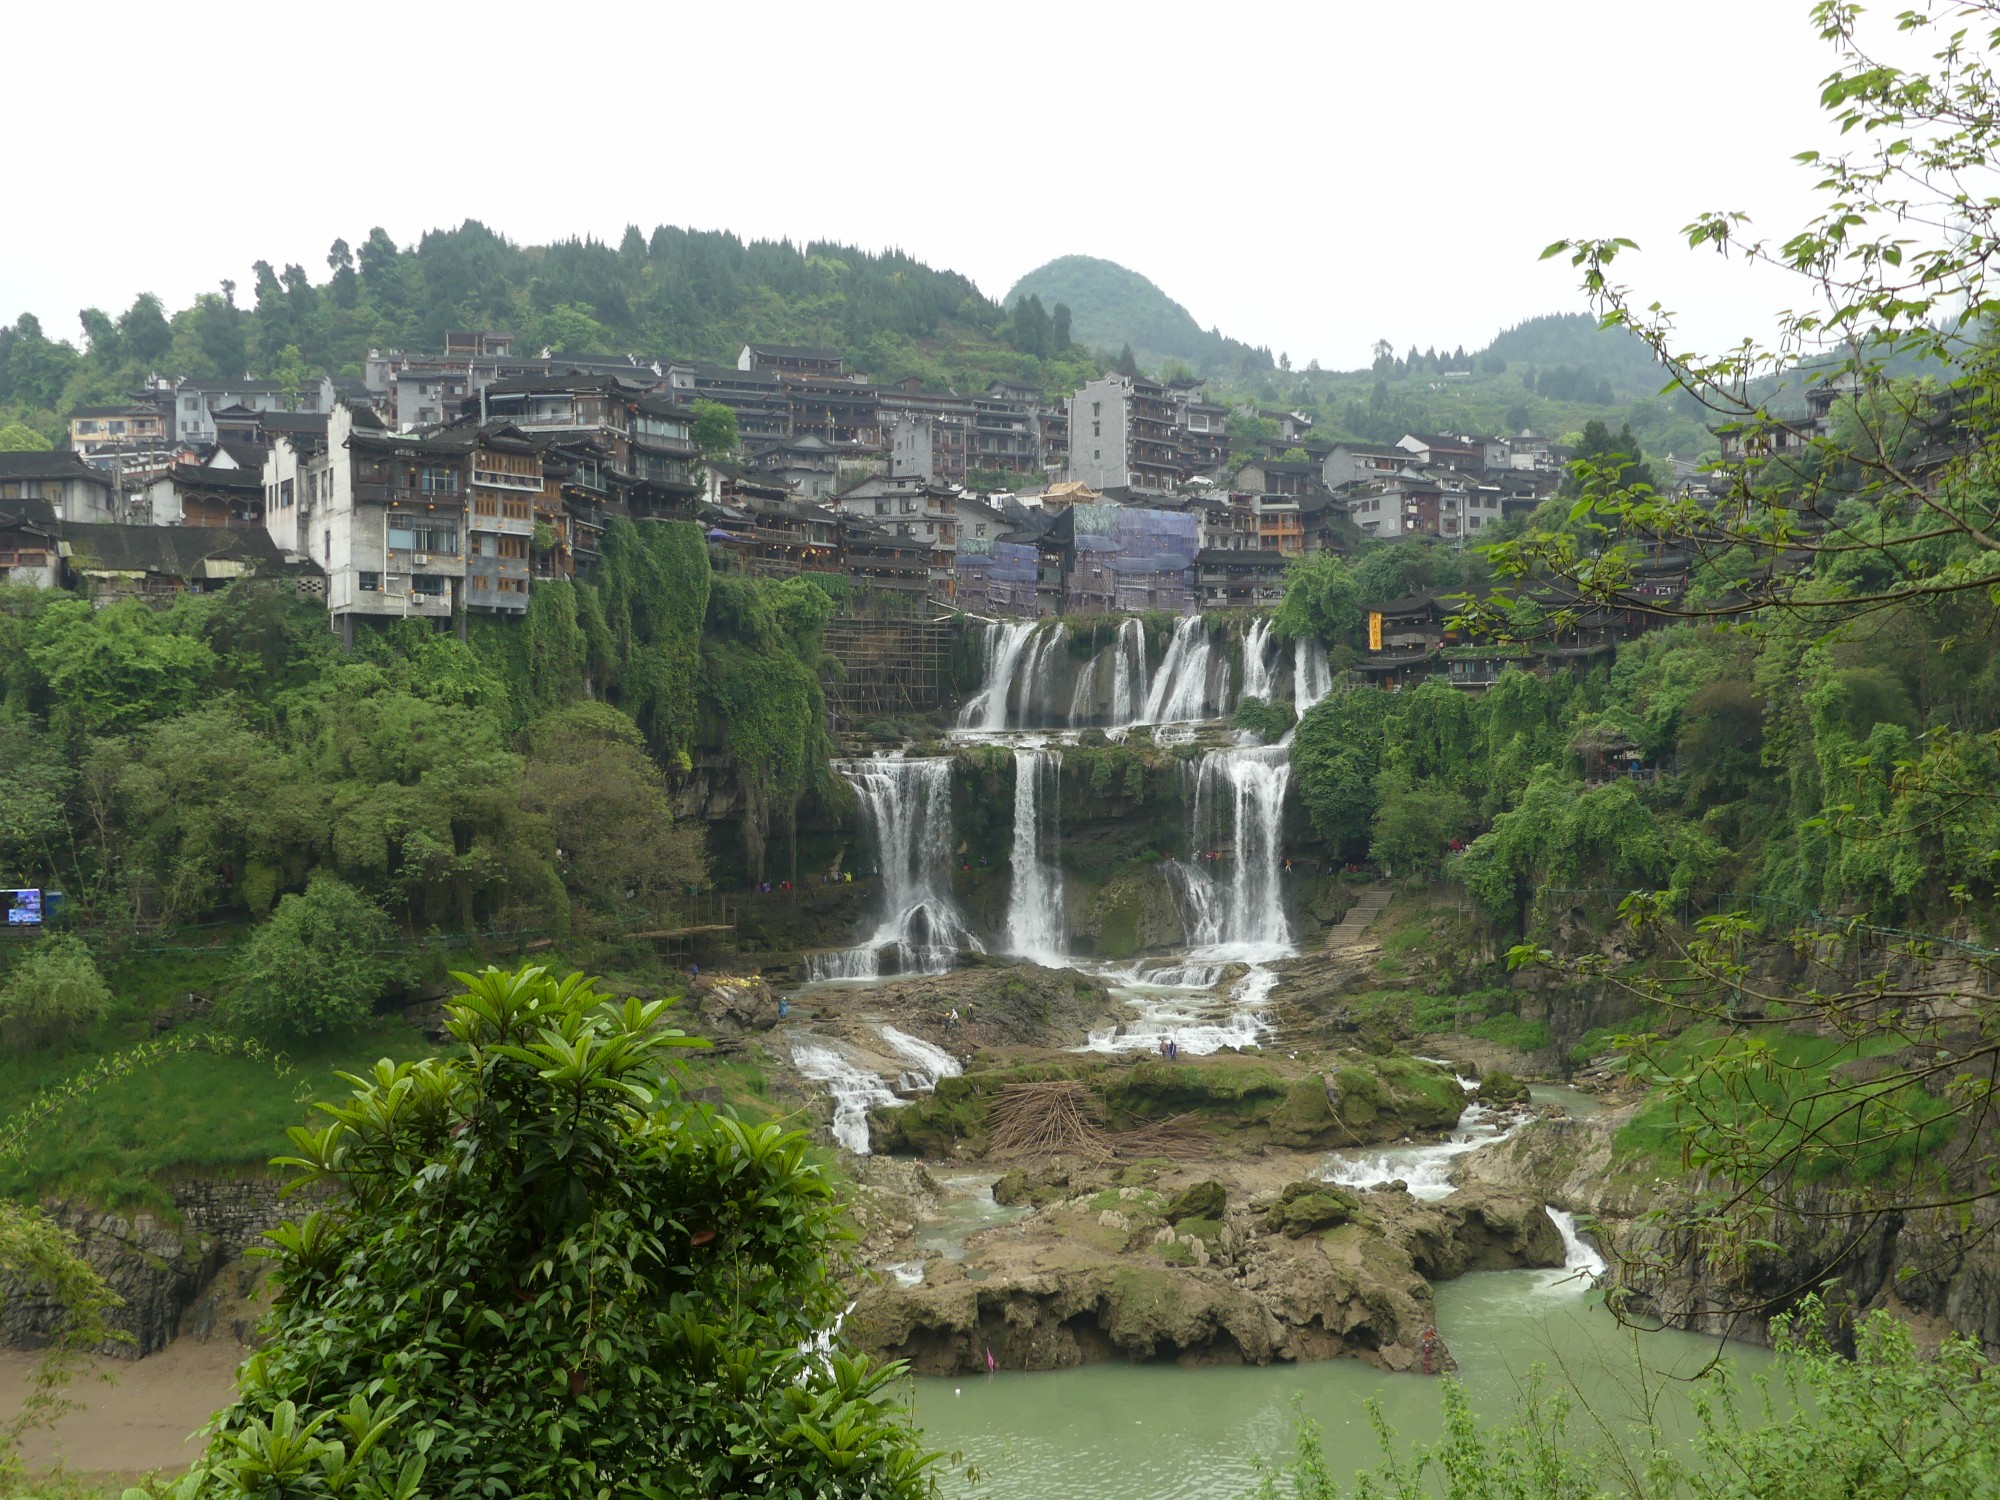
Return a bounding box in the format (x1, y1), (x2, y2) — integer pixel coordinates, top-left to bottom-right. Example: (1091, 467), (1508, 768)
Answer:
(1293, 638), (1332, 714)
(1101, 617), (1149, 727)
(788, 1039), (901, 1153)
(958, 620), (1038, 731)
(1004, 748), (1068, 964)
(1241, 617), (1278, 703)
(809, 757), (977, 980)
(1140, 616), (1221, 726)
(1023, 623), (1068, 725)
(1544, 1207), (1607, 1282)
(882, 1025), (963, 1092)
(1177, 743), (1293, 961)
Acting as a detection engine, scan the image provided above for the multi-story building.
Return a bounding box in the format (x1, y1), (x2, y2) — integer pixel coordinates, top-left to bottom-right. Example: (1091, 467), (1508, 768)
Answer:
(472, 372), (701, 525)
(167, 378), (334, 446)
(1323, 442), (1410, 490)
(970, 382), (1054, 480)
(67, 404), (171, 457)
(824, 472), (955, 599)
(878, 381), (974, 486)
(0, 451), (118, 522)
(737, 343), (845, 378)
(270, 404), (464, 644)
(1066, 375), (1216, 494)
(463, 428), (543, 614)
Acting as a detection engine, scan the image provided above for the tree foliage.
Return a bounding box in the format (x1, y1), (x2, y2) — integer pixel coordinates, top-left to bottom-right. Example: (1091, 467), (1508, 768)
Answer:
(158, 966), (938, 1499)
(0, 933), (111, 1050)
(220, 876), (409, 1039)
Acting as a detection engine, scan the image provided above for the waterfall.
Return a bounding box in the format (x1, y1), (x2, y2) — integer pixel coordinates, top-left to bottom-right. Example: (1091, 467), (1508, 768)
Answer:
(789, 1039), (901, 1153)
(1021, 622), (1068, 726)
(1545, 1207), (1608, 1279)
(882, 1025), (962, 1092)
(1140, 616), (1220, 726)
(1241, 617), (1278, 703)
(1293, 638), (1332, 714)
(962, 620), (1067, 731)
(1102, 617), (1149, 728)
(957, 620), (1037, 731)
(809, 757), (977, 980)
(1004, 748), (1068, 964)
(1176, 742), (1293, 961)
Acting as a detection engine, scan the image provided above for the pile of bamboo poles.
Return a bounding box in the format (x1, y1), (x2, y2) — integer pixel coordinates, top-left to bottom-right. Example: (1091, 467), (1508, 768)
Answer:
(984, 1081), (1203, 1161)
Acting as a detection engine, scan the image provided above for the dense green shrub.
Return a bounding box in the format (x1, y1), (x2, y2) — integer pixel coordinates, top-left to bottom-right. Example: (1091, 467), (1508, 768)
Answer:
(220, 876), (409, 1038)
(0, 934), (111, 1050)
(160, 966), (938, 1499)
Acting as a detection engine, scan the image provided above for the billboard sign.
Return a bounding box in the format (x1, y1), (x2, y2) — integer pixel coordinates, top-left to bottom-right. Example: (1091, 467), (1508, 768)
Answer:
(4, 889), (43, 926)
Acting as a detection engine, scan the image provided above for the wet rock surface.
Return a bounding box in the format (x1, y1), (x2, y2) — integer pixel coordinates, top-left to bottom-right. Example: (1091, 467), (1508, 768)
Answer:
(844, 1151), (1562, 1375)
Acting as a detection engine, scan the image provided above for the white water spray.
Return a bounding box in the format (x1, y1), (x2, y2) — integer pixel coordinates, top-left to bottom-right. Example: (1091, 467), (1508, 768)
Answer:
(958, 621), (1037, 731)
(1241, 617), (1278, 703)
(1177, 743), (1293, 961)
(1140, 616), (1220, 726)
(810, 757), (977, 980)
(789, 1039), (901, 1154)
(882, 1025), (962, 1092)
(1294, 638), (1332, 714)
(1004, 748), (1068, 964)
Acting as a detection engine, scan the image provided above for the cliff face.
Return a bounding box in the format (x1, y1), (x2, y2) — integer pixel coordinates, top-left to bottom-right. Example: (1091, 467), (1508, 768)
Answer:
(1456, 1110), (2000, 1355)
(2, 1177), (300, 1358)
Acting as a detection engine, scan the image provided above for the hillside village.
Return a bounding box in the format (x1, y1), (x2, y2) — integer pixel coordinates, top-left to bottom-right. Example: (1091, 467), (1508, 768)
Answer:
(0, 334), (1632, 638)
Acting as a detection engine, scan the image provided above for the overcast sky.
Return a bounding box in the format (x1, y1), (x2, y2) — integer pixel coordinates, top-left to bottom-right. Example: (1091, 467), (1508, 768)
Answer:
(8, 1), (1848, 370)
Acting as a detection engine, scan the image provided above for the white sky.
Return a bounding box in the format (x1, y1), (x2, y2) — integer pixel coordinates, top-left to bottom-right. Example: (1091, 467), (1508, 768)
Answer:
(8, 0), (1849, 370)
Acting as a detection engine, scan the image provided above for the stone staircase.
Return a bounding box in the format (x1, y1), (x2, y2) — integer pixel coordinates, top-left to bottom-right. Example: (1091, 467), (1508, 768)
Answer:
(1325, 884), (1393, 955)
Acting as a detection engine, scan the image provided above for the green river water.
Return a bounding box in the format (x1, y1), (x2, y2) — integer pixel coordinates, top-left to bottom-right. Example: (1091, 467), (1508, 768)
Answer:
(907, 1273), (1772, 1499)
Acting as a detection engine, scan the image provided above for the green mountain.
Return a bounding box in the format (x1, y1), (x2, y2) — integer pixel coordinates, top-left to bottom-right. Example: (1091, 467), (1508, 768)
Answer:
(0, 222), (1108, 434)
(1479, 312), (1666, 400)
(1005, 256), (1275, 379)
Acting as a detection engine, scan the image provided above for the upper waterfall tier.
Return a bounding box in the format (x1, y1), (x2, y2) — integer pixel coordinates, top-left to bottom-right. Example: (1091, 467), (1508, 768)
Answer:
(957, 616), (1331, 734)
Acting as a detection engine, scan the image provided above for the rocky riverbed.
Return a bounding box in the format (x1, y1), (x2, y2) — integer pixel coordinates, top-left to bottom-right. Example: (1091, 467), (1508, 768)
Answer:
(762, 961), (1583, 1375)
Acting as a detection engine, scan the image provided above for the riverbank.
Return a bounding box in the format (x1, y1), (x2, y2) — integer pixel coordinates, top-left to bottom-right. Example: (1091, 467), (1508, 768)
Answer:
(0, 1335), (239, 1482)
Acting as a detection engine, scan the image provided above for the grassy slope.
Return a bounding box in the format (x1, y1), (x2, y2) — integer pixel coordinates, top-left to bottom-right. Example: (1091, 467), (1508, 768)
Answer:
(0, 941), (772, 1209)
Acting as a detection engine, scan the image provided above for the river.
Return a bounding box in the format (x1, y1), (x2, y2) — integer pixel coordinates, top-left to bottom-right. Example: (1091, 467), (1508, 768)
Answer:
(907, 1268), (1765, 1499)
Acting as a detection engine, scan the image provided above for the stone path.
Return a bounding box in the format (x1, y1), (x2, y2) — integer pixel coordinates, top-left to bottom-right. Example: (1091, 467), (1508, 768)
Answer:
(1325, 884), (1393, 955)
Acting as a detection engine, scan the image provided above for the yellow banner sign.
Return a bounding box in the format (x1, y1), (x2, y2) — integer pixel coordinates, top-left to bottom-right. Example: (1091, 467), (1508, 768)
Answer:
(1367, 611), (1383, 651)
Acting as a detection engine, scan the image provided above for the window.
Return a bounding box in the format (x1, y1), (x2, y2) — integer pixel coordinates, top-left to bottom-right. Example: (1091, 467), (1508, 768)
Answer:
(358, 571), (381, 591)
(388, 520), (459, 554)
(280, 478), (293, 509)
(417, 466), (459, 495)
(501, 497), (530, 521)
(411, 575), (446, 596)
(500, 577), (527, 594)
(498, 535), (528, 559)
(474, 493), (498, 516)
(471, 574), (490, 592)
(324, 529), (331, 560)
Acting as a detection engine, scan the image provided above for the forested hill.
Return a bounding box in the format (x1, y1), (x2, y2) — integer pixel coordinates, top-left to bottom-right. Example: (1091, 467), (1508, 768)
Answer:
(0, 221), (1105, 433)
(1005, 255), (1277, 380)
(1479, 312), (1668, 401)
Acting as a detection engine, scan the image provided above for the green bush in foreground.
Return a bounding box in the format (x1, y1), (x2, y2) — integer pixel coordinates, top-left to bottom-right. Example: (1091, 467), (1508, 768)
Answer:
(145, 965), (937, 1499)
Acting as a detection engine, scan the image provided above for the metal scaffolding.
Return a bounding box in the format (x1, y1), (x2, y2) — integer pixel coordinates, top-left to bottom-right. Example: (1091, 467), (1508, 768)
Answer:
(822, 616), (954, 728)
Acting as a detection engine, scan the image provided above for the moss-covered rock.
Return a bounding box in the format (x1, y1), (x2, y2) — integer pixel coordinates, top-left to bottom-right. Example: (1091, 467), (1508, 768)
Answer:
(1164, 1180), (1227, 1224)
(1477, 1071), (1531, 1105)
(1263, 1182), (1364, 1237)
